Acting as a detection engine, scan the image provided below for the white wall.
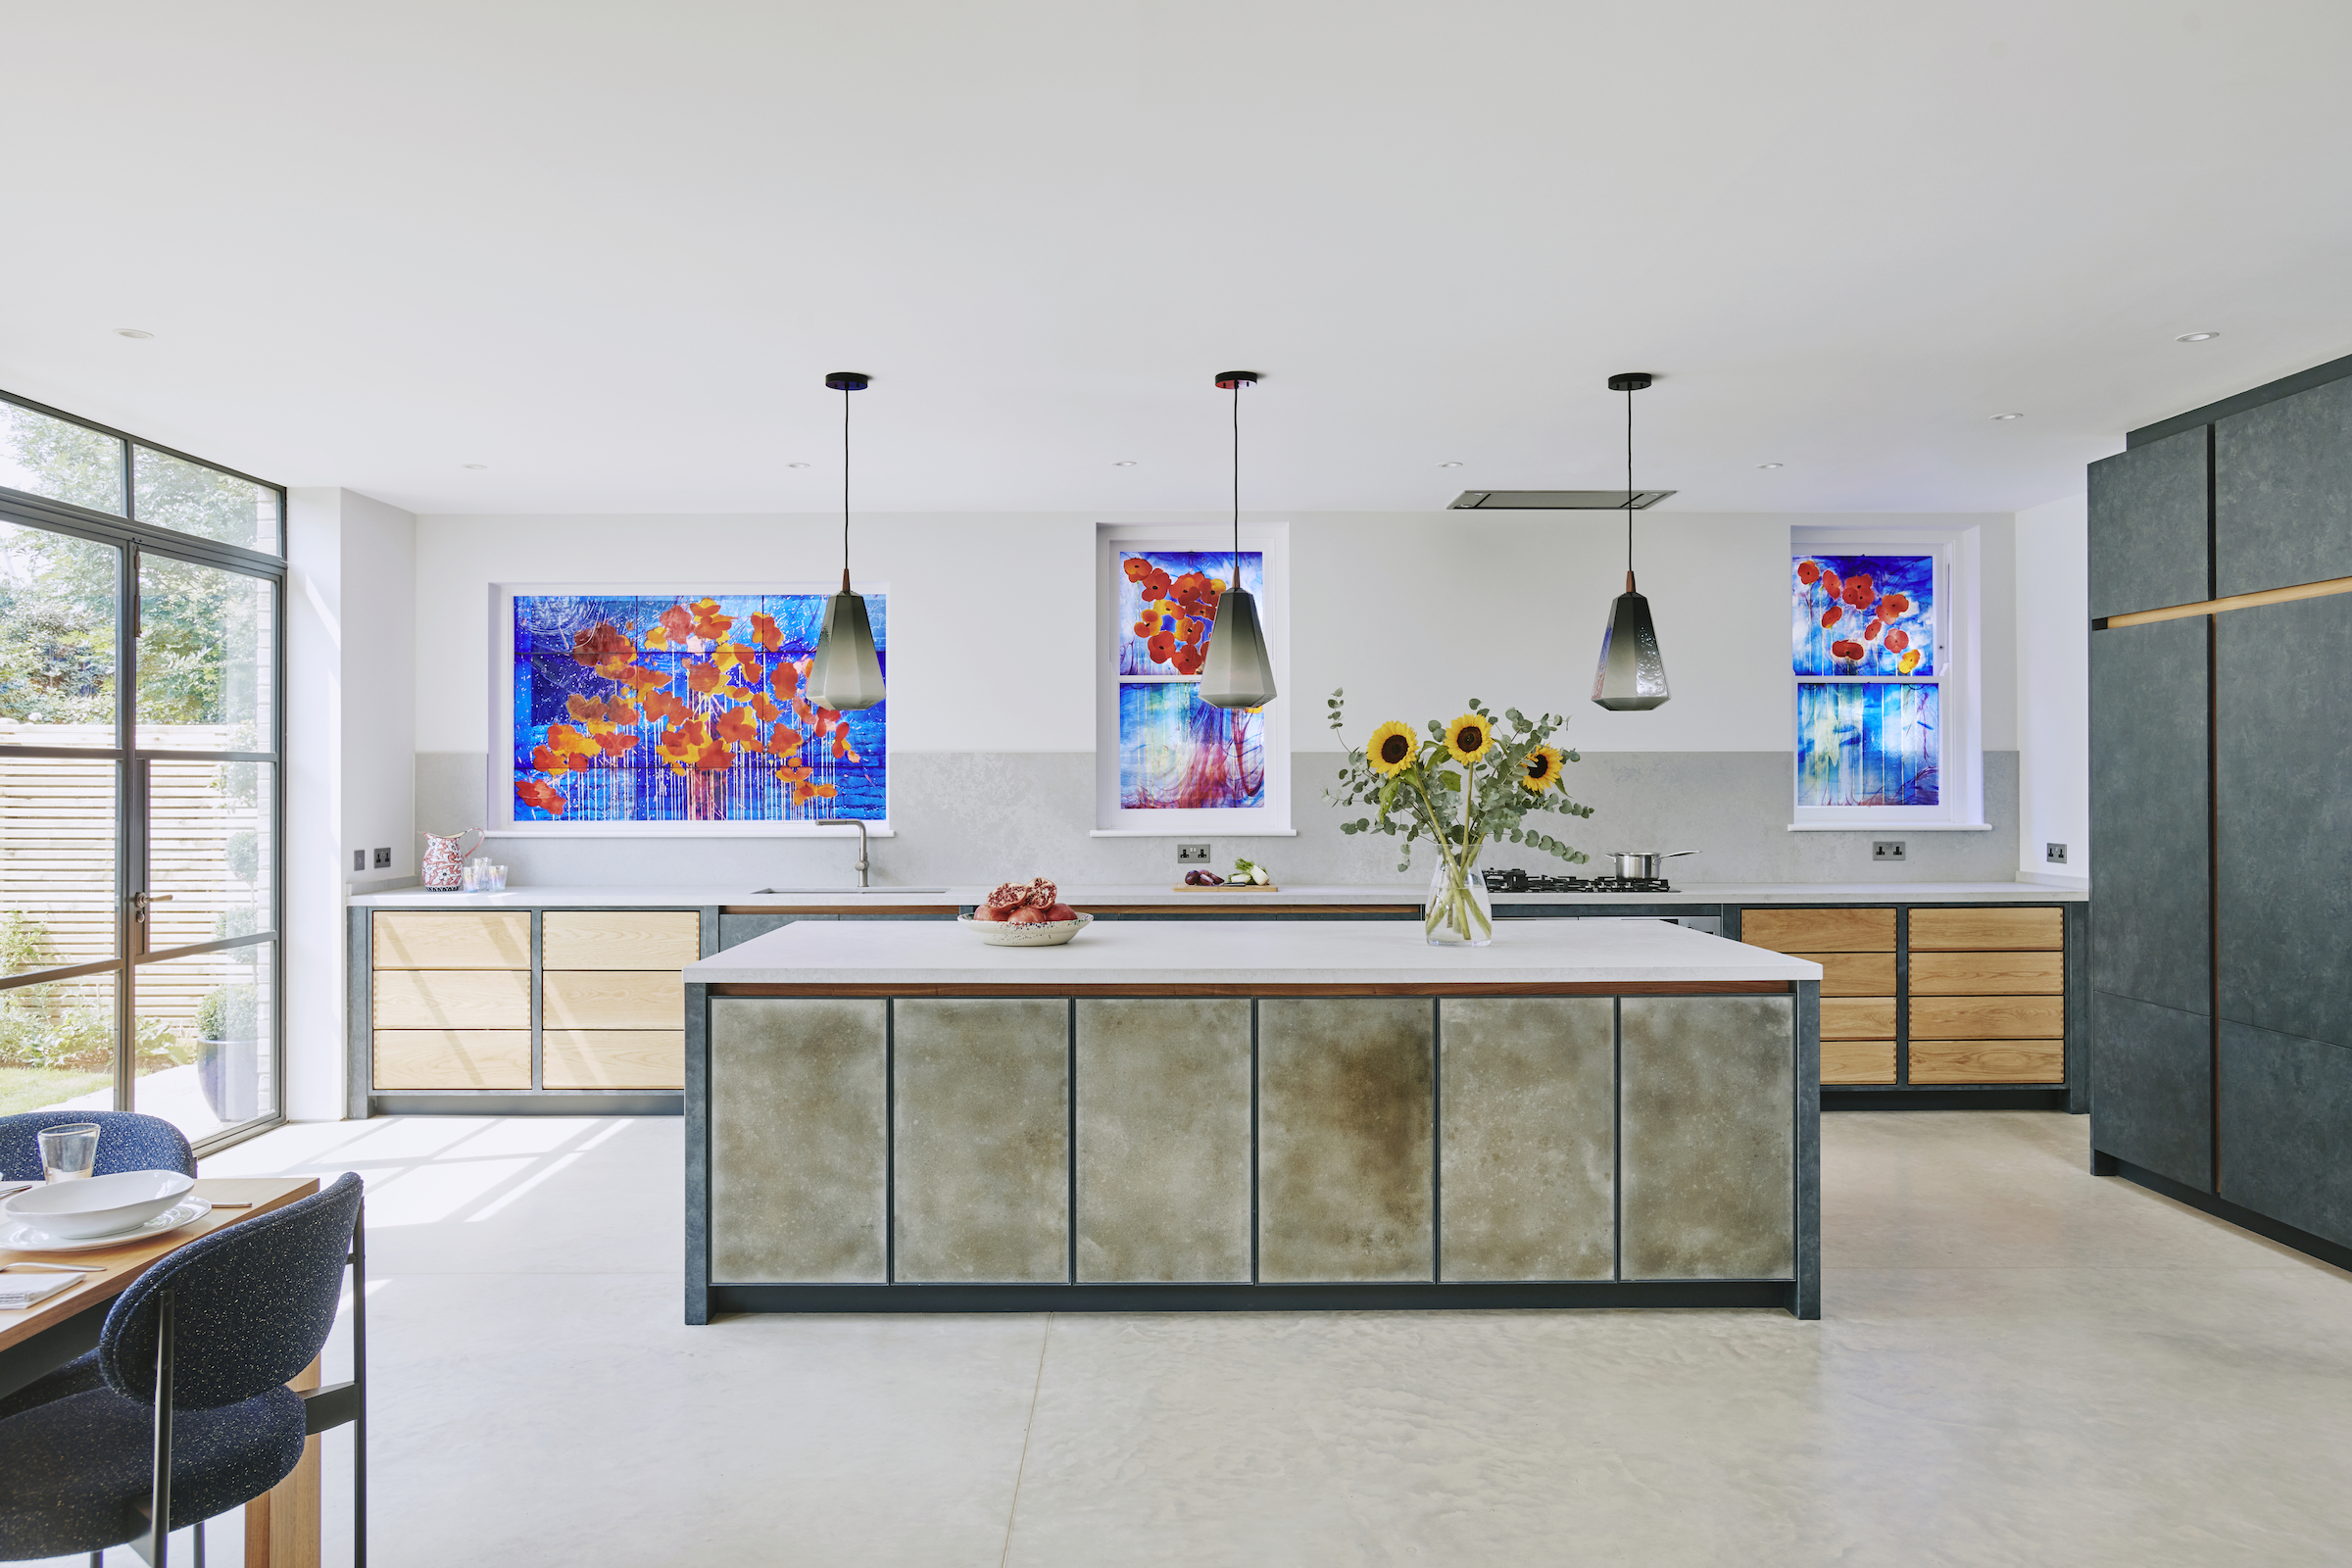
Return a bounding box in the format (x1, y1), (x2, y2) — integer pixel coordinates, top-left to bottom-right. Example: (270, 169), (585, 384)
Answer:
(416, 508), (2016, 759)
(2013, 493), (2090, 887)
(286, 487), (416, 1122)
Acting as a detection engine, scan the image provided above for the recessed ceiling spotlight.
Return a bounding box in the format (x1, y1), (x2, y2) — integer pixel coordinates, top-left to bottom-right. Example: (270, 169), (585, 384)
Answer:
(462, 463), (488, 469)
(114, 328), (153, 339)
(1112, 460), (1137, 466)
(787, 462), (810, 468)
(2176, 331), (2221, 342)
(1438, 461), (1463, 468)
(1757, 463), (1784, 469)
(1990, 412), (2025, 420)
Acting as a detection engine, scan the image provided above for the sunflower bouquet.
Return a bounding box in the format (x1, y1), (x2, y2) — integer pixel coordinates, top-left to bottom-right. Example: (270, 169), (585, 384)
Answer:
(1325, 690), (1594, 945)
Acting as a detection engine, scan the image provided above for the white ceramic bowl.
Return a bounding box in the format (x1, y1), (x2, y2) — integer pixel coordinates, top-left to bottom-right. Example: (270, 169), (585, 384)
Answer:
(2, 1169), (196, 1240)
(958, 912), (1093, 948)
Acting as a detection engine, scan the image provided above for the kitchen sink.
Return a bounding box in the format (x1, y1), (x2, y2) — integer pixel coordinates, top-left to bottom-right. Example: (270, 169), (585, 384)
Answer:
(751, 887), (951, 895)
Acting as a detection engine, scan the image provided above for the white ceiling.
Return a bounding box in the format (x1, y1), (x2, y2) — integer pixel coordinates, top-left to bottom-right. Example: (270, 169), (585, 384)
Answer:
(3, 1), (2349, 517)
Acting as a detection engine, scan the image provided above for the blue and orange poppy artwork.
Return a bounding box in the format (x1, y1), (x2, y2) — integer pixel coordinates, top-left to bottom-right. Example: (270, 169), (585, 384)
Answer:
(1114, 549), (1266, 809)
(1792, 555), (1935, 676)
(1117, 551), (1260, 676)
(511, 593), (886, 822)
(1796, 682), (1938, 807)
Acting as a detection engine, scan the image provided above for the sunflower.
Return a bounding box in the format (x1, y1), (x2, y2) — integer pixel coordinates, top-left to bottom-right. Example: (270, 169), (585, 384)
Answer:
(1446, 712), (1494, 763)
(1367, 720), (1417, 775)
(1520, 745), (1563, 793)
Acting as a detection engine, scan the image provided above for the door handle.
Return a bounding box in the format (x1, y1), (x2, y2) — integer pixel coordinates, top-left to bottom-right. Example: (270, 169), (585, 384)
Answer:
(128, 892), (173, 920)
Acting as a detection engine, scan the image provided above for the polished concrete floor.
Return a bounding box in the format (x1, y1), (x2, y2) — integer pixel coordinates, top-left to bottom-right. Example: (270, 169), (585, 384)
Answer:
(61, 1109), (2352, 1567)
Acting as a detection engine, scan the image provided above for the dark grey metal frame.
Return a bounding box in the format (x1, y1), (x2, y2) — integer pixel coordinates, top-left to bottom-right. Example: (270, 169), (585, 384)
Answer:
(0, 391), (289, 1158)
(682, 982), (1823, 1321)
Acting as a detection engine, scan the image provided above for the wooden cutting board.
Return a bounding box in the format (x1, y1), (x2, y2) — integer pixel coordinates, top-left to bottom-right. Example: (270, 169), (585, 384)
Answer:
(1169, 883), (1281, 892)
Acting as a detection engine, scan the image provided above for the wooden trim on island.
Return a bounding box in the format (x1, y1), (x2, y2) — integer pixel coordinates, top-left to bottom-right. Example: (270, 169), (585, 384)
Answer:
(718, 905), (963, 916)
(702, 979), (1797, 999)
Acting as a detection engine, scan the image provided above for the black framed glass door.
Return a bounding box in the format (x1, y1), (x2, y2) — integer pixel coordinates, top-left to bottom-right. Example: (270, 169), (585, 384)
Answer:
(0, 391), (285, 1153)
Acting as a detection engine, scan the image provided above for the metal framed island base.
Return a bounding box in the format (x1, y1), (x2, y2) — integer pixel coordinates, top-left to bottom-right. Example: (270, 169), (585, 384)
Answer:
(683, 920), (1823, 1321)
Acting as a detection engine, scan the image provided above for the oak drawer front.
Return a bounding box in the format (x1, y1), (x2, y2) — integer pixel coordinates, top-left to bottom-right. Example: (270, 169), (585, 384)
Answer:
(373, 969), (531, 1030)
(543, 1030), (686, 1090)
(1910, 951), (2065, 995)
(372, 911), (530, 969)
(542, 911), (701, 970)
(373, 1030), (530, 1089)
(1740, 907), (1894, 953)
(1907, 907), (2063, 951)
(1909, 1040), (2064, 1084)
(1791, 952), (1896, 997)
(1821, 1040), (1896, 1084)
(1820, 998), (1897, 1039)
(543, 970), (685, 1031)
(1909, 995), (2065, 1039)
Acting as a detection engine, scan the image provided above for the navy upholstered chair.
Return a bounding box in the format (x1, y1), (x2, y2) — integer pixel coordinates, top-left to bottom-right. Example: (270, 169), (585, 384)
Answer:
(0, 1172), (367, 1567)
(0, 1110), (196, 1184)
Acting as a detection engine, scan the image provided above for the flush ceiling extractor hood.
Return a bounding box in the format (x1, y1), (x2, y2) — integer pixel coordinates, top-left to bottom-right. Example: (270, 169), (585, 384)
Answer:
(1447, 489), (1676, 510)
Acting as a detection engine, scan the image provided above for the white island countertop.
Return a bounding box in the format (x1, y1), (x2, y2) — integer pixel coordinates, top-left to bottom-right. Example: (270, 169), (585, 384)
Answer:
(684, 915), (1824, 988)
(349, 879), (2083, 910)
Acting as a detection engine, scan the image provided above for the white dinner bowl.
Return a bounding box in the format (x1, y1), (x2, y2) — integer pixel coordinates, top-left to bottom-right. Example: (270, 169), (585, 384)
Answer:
(958, 912), (1093, 948)
(2, 1169), (196, 1240)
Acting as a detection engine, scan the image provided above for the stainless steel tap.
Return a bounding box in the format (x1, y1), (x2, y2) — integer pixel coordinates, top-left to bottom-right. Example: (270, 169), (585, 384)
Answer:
(817, 818), (869, 887)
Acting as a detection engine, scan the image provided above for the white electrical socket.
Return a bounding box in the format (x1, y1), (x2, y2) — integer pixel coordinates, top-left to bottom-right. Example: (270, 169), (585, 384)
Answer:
(2046, 843), (2068, 864)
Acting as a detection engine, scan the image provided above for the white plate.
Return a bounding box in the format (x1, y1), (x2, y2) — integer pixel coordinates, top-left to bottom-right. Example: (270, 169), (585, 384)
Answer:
(957, 912), (1093, 948)
(0, 1198), (213, 1253)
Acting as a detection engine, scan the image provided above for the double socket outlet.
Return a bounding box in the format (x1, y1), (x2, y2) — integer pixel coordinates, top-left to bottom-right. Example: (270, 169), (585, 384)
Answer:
(354, 848), (391, 871)
(1176, 844), (1212, 863)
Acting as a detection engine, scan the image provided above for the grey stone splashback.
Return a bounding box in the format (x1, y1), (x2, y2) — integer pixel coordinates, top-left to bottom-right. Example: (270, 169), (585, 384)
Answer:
(416, 748), (2019, 889)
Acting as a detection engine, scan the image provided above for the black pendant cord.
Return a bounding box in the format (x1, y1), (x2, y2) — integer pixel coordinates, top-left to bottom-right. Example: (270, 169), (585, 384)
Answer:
(842, 385), (851, 587)
(1624, 383), (1635, 580)
(1231, 377), (1242, 586)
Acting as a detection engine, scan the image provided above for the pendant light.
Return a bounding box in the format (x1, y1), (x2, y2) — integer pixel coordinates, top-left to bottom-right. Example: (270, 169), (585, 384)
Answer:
(806, 370), (887, 711)
(1199, 370), (1279, 710)
(1591, 371), (1672, 711)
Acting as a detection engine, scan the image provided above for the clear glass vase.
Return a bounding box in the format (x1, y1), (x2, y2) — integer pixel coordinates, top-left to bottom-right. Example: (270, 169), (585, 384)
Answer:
(1425, 858), (1494, 948)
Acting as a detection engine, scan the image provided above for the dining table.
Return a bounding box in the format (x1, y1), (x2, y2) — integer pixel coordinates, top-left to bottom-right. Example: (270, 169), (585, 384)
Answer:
(0, 1175), (329, 1568)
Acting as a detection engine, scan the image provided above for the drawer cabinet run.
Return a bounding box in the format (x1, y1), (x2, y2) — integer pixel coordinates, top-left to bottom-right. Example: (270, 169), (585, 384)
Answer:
(1736, 902), (2079, 1106)
(364, 908), (705, 1106)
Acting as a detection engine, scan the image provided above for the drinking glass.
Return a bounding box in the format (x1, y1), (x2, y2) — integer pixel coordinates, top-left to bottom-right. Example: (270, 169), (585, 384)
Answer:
(37, 1123), (100, 1183)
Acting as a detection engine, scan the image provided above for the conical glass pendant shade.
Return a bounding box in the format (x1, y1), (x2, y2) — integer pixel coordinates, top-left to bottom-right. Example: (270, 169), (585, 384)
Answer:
(1199, 586), (1277, 710)
(1592, 573), (1670, 711)
(807, 574), (886, 711)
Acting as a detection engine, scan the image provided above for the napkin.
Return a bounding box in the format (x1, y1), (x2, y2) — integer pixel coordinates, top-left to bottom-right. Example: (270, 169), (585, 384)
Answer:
(0, 1271), (83, 1310)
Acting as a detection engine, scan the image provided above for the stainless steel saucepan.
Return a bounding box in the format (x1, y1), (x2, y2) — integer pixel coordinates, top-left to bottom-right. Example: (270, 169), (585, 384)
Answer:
(1602, 850), (1698, 880)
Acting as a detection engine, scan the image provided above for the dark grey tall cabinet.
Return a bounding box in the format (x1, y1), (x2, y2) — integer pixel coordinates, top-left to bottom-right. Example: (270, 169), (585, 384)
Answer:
(2087, 354), (2352, 1266)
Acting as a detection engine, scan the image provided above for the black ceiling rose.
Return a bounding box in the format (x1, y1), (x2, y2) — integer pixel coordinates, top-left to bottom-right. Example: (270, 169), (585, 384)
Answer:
(824, 371), (870, 392)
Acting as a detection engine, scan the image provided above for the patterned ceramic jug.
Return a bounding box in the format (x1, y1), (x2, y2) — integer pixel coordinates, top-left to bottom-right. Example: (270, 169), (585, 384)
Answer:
(422, 829), (483, 891)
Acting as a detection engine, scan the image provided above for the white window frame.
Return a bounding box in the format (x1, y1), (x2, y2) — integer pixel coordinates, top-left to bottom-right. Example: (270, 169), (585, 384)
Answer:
(485, 579), (896, 839)
(1788, 524), (1986, 831)
(1092, 523), (1294, 837)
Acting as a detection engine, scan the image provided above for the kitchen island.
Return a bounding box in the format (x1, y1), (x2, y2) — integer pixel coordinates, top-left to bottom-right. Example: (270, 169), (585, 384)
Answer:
(682, 917), (1824, 1319)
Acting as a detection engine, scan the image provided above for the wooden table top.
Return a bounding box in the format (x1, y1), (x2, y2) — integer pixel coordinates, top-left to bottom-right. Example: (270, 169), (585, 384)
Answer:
(0, 1176), (320, 1353)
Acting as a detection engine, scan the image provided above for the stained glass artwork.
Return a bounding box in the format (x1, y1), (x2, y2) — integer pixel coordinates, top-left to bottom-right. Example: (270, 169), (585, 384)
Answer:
(1117, 551), (1260, 676)
(1114, 549), (1265, 808)
(1796, 682), (1938, 807)
(1792, 555), (1934, 676)
(1118, 682), (1264, 809)
(511, 593), (885, 822)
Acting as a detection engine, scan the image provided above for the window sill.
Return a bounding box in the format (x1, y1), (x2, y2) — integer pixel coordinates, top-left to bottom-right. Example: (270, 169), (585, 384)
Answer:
(1089, 828), (1298, 838)
(1786, 822), (1991, 832)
